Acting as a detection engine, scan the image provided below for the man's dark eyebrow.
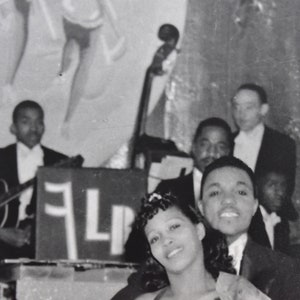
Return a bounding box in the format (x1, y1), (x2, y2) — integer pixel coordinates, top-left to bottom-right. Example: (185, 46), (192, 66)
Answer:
(236, 181), (252, 188)
(205, 181), (251, 189)
(204, 182), (220, 189)
(217, 141), (229, 145)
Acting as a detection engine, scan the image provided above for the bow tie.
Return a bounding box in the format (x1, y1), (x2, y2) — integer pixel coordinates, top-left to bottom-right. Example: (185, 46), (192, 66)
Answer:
(264, 212), (281, 226)
(19, 145), (43, 159)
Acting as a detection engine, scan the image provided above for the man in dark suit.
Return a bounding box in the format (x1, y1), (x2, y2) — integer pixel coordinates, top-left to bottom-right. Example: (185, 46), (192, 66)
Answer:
(155, 117), (233, 209)
(249, 168), (291, 254)
(199, 156), (300, 300)
(232, 83), (297, 221)
(0, 100), (68, 259)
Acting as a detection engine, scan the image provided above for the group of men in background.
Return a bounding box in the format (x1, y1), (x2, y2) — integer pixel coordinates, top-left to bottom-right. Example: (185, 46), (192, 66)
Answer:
(117, 82), (300, 300)
(0, 83), (298, 299)
(157, 82), (298, 255)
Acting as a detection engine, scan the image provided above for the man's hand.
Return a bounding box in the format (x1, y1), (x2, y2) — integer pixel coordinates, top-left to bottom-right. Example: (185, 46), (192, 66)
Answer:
(0, 227), (31, 248)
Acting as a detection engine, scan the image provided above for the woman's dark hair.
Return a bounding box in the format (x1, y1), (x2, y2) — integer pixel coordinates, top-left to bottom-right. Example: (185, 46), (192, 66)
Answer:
(134, 192), (235, 292)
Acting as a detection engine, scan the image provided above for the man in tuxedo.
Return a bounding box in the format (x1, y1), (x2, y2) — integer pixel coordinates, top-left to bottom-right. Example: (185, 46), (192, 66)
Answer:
(199, 156), (300, 300)
(155, 117), (233, 209)
(232, 83), (297, 221)
(0, 100), (68, 259)
(249, 168), (291, 254)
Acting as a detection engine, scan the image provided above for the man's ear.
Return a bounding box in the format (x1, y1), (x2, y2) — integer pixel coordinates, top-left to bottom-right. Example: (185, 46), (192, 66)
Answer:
(191, 143), (195, 159)
(252, 198), (259, 216)
(261, 103), (269, 116)
(198, 200), (204, 215)
(10, 124), (16, 136)
(196, 222), (205, 241)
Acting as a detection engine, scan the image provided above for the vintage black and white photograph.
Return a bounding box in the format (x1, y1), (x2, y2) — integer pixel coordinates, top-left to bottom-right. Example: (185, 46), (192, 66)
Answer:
(0, 0), (299, 299)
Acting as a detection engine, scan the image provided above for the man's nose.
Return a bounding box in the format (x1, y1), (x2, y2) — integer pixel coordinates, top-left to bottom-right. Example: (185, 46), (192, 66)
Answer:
(275, 187), (285, 197)
(222, 192), (236, 205)
(236, 107), (245, 117)
(207, 145), (221, 159)
(29, 123), (37, 131)
(30, 123), (40, 132)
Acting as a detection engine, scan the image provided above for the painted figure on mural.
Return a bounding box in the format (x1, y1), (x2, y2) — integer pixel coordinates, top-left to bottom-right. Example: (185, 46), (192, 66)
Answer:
(58, 0), (126, 136)
(0, 0), (126, 135)
(0, 0), (30, 103)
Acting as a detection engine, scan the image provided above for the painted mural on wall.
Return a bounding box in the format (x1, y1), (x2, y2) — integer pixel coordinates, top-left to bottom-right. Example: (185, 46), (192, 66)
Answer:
(0, 0), (187, 166)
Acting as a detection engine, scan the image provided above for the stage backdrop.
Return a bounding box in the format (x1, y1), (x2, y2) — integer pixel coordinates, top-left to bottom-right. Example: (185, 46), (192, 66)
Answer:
(0, 0), (188, 167)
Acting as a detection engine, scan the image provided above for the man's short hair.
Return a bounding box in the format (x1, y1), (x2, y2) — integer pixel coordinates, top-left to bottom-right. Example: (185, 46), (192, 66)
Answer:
(193, 117), (233, 149)
(13, 100), (44, 123)
(256, 166), (289, 185)
(236, 83), (268, 104)
(200, 156), (256, 199)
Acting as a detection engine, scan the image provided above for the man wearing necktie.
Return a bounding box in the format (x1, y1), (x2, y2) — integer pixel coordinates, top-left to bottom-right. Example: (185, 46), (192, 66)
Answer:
(232, 83), (298, 222)
(0, 100), (68, 259)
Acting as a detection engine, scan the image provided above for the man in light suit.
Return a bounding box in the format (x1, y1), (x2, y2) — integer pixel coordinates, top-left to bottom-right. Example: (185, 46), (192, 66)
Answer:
(0, 100), (68, 259)
(232, 83), (297, 221)
(199, 156), (300, 300)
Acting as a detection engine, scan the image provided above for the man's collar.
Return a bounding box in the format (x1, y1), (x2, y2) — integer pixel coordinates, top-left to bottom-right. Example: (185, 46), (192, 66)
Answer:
(228, 233), (248, 249)
(193, 167), (203, 179)
(260, 205), (281, 225)
(260, 205), (270, 218)
(17, 142), (42, 156)
(239, 123), (264, 139)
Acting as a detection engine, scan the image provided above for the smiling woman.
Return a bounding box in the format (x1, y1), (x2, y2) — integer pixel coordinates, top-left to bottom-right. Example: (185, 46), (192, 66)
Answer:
(127, 192), (270, 300)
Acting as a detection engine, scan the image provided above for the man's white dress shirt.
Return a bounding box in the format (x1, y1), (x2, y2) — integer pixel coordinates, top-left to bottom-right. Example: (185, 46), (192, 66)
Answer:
(260, 205), (281, 249)
(17, 142), (43, 222)
(234, 123), (265, 171)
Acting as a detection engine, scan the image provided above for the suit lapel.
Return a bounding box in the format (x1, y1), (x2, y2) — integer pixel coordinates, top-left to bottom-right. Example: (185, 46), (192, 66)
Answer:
(181, 173), (196, 208)
(240, 239), (274, 281)
(240, 247), (256, 280)
(11, 144), (19, 185)
(249, 207), (272, 249)
(254, 126), (268, 174)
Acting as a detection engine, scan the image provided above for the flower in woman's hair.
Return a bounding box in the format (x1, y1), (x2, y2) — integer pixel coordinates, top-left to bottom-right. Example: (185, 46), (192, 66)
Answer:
(148, 193), (163, 203)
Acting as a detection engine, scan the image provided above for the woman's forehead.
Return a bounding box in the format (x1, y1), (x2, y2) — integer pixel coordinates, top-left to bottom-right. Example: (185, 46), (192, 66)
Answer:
(144, 207), (187, 233)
